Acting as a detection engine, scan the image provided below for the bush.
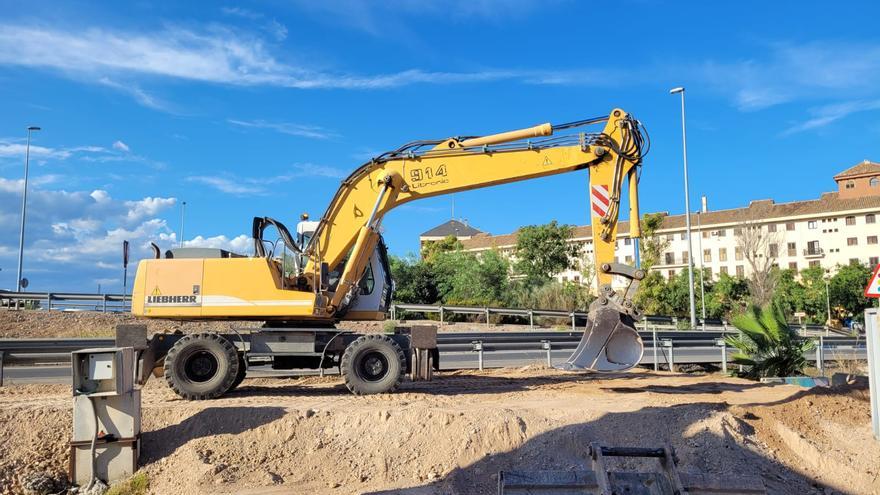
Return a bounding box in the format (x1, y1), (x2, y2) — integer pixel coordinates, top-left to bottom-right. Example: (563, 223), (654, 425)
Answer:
(725, 303), (814, 379)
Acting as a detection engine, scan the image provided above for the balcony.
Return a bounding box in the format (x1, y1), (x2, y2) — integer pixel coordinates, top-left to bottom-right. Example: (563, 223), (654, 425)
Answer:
(803, 247), (824, 258)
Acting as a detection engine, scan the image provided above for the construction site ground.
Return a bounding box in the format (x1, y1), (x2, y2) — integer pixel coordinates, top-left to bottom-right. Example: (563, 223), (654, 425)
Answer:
(1, 310), (877, 494)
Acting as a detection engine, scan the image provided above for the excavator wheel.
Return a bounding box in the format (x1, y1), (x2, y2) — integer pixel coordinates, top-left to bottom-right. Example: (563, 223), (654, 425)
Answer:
(341, 334), (405, 395)
(227, 353), (247, 393)
(164, 333), (240, 400)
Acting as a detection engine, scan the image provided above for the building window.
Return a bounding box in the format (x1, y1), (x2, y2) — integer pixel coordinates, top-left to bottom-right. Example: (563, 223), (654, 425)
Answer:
(702, 231), (709, 239)
(789, 262), (798, 271)
(666, 234), (674, 242)
(719, 248), (728, 262)
(808, 220), (817, 229)
(562, 276), (568, 282)
(667, 270), (675, 281)
(787, 242), (796, 256)
(624, 238), (632, 245)
(850, 258), (860, 265)
(733, 227), (742, 235)
(703, 249), (712, 263)
(735, 265), (744, 277)
(768, 224), (777, 233)
(845, 180), (855, 189)
(809, 260), (820, 268)
(786, 222), (795, 231)
(625, 255), (633, 263)
(867, 214), (876, 224)
(807, 240), (821, 254)
(870, 256), (879, 266)
(665, 252), (675, 265)
(719, 266), (728, 275)
(869, 236), (878, 245)
(847, 237), (858, 246)
(681, 251), (689, 264)
(735, 246), (744, 261)
(716, 229), (726, 237)
(845, 215), (856, 226)
(574, 275), (580, 283)
(680, 232), (687, 240)
(871, 177), (879, 188)
(769, 243), (778, 257)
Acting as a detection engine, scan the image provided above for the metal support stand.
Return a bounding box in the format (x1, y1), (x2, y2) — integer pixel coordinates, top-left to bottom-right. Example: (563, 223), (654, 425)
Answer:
(541, 340), (552, 367)
(864, 308), (878, 441)
(0, 351), (4, 387)
(661, 339), (674, 372)
(652, 327), (659, 371)
(716, 338), (727, 374)
(816, 335), (825, 377)
(529, 310), (534, 330)
(571, 313), (576, 330)
(473, 341), (484, 371)
(485, 307), (490, 327)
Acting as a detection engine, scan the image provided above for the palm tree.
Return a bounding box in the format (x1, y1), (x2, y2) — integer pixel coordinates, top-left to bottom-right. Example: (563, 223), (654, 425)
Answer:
(725, 303), (814, 379)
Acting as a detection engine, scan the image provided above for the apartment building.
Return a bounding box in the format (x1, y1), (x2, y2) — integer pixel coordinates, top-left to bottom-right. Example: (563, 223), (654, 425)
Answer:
(446, 161), (880, 287)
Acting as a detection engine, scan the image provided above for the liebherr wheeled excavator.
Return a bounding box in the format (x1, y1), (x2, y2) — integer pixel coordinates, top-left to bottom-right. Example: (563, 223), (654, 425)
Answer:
(125, 108), (649, 399)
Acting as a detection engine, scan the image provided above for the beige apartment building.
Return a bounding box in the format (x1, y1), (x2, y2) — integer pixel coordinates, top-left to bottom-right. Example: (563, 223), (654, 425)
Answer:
(446, 161), (880, 287)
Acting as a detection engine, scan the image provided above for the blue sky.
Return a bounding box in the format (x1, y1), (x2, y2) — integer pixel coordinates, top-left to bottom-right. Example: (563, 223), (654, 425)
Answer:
(2, 1), (880, 292)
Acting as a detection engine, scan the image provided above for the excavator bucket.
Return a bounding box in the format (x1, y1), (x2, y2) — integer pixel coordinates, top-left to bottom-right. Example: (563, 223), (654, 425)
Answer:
(557, 263), (646, 372)
(558, 305), (644, 372)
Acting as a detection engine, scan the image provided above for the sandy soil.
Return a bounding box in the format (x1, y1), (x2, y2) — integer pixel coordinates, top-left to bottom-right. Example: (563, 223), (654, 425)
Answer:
(1, 367), (877, 495)
(0, 309), (556, 339)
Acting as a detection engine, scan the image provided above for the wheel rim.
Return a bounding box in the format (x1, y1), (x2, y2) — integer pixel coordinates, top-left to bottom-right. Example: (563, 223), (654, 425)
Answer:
(357, 351), (389, 382)
(183, 351), (219, 383)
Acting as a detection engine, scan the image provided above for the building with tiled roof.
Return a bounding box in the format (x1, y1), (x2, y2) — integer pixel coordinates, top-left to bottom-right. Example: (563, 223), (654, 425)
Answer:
(458, 161), (880, 287)
(419, 219), (484, 248)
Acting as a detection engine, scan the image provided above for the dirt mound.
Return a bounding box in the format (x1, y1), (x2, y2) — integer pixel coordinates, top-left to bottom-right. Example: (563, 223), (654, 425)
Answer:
(0, 309), (555, 339)
(2, 368), (877, 494)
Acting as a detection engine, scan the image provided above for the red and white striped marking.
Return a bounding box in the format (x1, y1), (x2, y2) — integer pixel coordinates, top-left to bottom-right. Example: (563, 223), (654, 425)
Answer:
(591, 184), (610, 217)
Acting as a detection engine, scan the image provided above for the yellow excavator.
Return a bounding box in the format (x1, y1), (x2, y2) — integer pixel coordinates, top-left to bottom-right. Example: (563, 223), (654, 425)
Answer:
(127, 108), (648, 399)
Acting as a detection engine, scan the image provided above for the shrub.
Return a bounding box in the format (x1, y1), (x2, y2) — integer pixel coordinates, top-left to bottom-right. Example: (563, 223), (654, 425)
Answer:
(725, 303), (814, 379)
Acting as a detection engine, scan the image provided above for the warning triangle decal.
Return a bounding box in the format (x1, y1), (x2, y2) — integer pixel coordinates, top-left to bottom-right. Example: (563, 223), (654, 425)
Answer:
(151, 286), (162, 296)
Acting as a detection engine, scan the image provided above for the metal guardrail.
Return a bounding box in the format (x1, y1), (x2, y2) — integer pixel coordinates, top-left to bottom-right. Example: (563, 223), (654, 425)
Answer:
(0, 333), (865, 386)
(390, 303), (852, 336)
(0, 291), (129, 312)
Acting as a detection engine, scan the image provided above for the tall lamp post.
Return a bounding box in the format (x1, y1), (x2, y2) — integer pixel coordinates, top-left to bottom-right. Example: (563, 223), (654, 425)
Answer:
(179, 201), (187, 248)
(670, 87), (697, 329)
(16, 126), (41, 292)
(696, 211), (707, 329)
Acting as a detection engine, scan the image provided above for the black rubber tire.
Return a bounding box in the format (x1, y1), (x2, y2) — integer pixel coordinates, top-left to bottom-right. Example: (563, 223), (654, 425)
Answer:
(340, 334), (405, 395)
(164, 333), (239, 400)
(227, 354), (247, 392)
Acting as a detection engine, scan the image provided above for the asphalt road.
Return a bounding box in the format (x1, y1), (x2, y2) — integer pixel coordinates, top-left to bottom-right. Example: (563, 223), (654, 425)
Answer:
(2, 345), (865, 385)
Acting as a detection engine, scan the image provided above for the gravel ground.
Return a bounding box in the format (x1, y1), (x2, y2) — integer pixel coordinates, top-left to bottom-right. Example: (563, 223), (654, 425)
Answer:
(0, 367), (876, 494)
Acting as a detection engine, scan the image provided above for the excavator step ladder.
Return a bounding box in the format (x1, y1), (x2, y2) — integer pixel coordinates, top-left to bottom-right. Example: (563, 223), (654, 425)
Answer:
(498, 442), (766, 495)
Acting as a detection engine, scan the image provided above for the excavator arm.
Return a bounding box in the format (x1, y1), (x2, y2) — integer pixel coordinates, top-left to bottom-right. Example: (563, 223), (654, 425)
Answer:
(304, 109), (646, 319)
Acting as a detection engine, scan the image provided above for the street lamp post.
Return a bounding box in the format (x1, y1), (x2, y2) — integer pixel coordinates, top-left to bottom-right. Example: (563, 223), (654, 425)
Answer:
(16, 126), (41, 292)
(670, 87), (697, 329)
(696, 211), (707, 330)
(824, 278), (832, 326)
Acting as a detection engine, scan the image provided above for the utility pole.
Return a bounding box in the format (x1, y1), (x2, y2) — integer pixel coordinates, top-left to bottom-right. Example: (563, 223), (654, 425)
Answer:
(670, 87), (697, 329)
(179, 201), (187, 247)
(16, 126), (41, 292)
(696, 211), (706, 330)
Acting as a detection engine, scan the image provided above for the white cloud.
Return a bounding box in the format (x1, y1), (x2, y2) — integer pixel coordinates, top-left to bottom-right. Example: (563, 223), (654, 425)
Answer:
(112, 140), (130, 152)
(0, 23), (590, 93)
(279, 163), (347, 180)
(187, 176), (266, 195)
(781, 99), (880, 135)
(182, 234), (253, 254)
(227, 119), (335, 140)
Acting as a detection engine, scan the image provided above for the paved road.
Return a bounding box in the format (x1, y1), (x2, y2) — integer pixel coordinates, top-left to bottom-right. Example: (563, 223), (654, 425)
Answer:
(2, 345), (864, 385)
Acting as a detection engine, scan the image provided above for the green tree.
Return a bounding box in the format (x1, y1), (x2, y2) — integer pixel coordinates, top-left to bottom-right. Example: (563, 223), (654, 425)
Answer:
(725, 303), (814, 379)
(705, 272), (749, 319)
(433, 249), (513, 307)
(829, 261), (873, 322)
(638, 212), (668, 270)
(514, 221), (581, 287)
(798, 265), (830, 324)
(771, 268), (806, 319)
(420, 235), (463, 262)
(388, 255), (439, 304)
